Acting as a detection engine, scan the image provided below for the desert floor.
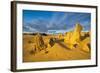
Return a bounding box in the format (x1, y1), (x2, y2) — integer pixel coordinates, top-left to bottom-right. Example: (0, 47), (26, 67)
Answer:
(23, 33), (91, 62)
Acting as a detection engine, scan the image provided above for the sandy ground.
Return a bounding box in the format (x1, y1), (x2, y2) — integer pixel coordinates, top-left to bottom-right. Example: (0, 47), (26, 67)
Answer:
(23, 33), (91, 62)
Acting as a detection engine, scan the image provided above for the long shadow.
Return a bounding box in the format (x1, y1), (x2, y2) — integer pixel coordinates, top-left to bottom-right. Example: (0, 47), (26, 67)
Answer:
(49, 38), (71, 50)
(56, 41), (71, 50)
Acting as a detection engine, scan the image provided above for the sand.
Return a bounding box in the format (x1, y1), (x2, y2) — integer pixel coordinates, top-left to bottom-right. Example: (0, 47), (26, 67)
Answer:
(23, 33), (90, 62)
(23, 23), (91, 62)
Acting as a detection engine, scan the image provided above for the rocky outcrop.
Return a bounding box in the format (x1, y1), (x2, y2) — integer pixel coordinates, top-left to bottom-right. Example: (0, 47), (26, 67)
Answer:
(34, 33), (47, 52)
(64, 23), (90, 52)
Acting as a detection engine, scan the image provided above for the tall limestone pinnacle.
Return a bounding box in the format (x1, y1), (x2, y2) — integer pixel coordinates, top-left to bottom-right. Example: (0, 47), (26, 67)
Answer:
(34, 33), (47, 52)
(70, 23), (83, 44)
(64, 23), (83, 45)
(64, 23), (90, 52)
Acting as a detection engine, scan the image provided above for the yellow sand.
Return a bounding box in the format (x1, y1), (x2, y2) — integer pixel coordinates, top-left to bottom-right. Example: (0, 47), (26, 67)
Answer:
(23, 23), (91, 62)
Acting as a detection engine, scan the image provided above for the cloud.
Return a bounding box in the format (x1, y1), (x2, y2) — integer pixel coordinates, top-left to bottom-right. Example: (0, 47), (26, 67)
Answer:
(47, 13), (59, 28)
(23, 25), (38, 32)
(23, 11), (91, 33)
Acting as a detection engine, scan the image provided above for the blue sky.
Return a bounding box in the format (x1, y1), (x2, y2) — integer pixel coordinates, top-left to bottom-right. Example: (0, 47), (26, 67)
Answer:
(23, 10), (91, 33)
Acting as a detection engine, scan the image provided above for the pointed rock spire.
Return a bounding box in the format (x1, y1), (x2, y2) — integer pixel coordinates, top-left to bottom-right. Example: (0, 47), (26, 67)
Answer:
(70, 23), (83, 44)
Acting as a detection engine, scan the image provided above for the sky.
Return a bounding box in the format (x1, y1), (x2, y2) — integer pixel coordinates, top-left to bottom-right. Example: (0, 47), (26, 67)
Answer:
(23, 10), (91, 33)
